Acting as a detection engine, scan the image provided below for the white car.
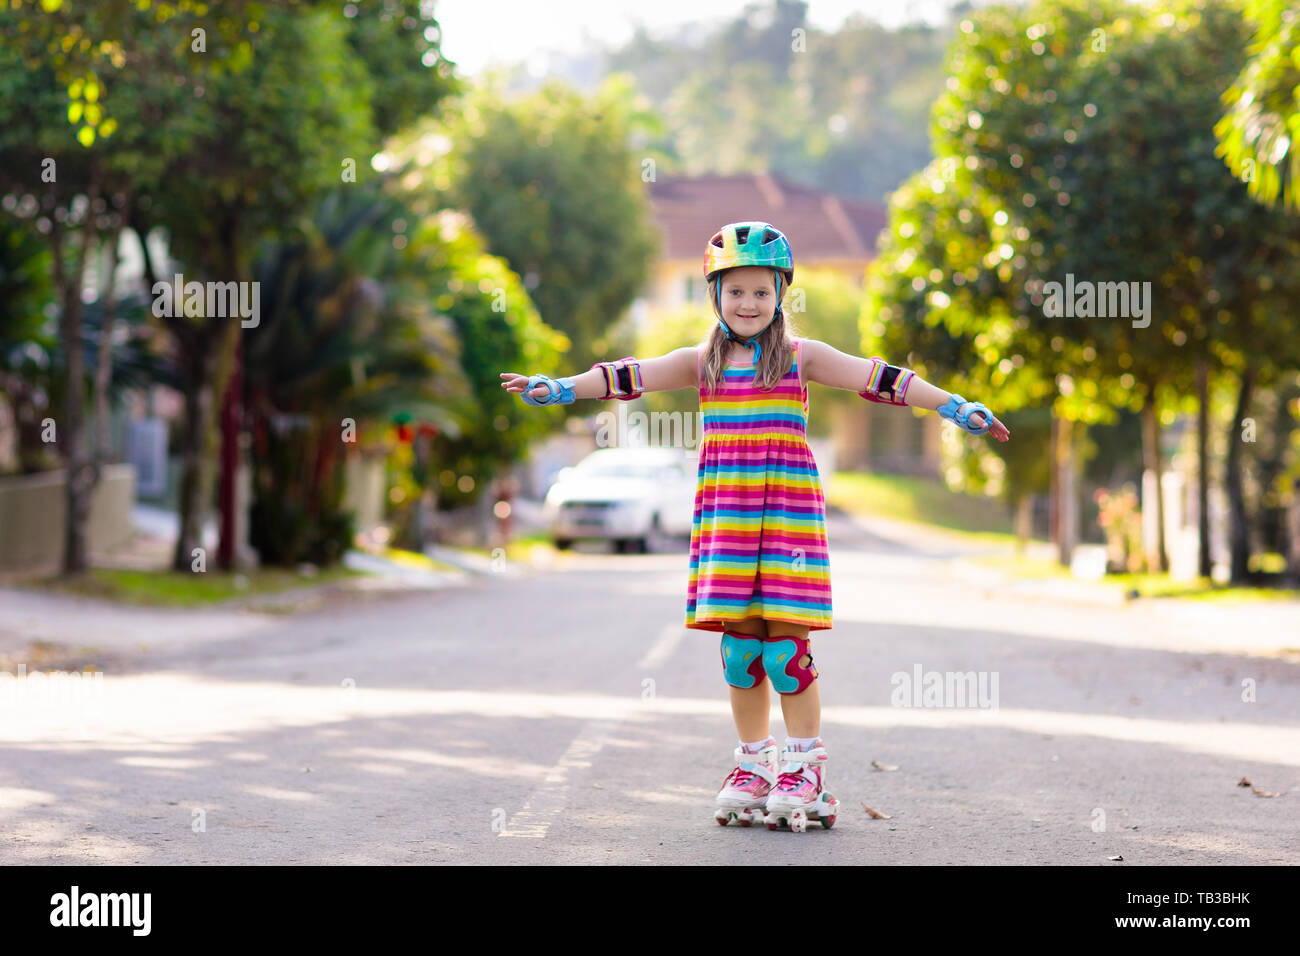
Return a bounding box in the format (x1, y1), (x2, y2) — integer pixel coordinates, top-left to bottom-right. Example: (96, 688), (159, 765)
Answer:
(543, 447), (698, 553)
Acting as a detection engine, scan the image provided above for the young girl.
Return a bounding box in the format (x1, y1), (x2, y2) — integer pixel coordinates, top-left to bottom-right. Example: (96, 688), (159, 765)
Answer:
(500, 221), (1009, 832)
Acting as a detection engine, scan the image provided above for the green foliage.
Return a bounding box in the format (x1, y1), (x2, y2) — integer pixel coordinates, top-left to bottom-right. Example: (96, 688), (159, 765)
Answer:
(430, 74), (659, 378)
(605, 0), (949, 202)
(340, 1), (460, 138)
(1214, 0), (1300, 213)
(243, 185), (465, 566)
(868, 0), (1300, 429)
(3, 0), (288, 146)
(0, 220), (57, 473)
(943, 403), (1055, 508)
(406, 209), (570, 511)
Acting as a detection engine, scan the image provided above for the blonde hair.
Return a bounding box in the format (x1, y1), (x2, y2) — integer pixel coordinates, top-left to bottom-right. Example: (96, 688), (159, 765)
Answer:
(700, 270), (800, 395)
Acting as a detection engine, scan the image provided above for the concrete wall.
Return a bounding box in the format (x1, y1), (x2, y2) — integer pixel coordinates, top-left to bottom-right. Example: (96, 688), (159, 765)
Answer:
(342, 452), (387, 534)
(0, 464), (136, 569)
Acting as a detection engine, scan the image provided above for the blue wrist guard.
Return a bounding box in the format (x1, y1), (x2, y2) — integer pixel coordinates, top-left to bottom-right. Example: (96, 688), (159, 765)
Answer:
(937, 394), (994, 435)
(519, 374), (577, 407)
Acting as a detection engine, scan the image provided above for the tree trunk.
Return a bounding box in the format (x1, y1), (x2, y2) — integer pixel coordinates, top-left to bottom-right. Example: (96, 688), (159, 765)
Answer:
(174, 215), (244, 572)
(1055, 416), (1078, 566)
(1049, 416), (1059, 558)
(52, 176), (102, 576)
(1226, 365), (1255, 583)
(1286, 478), (1300, 586)
(218, 221), (244, 570)
(217, 334), (242, 569)
(172, 320), (240, 571)
(1014, 495), (1033, 555)
(1141, 399), (1168, 573)
(173, 332), (214, 571)
(95, 223), (123, 462)
(1196, 359), (1211, 578)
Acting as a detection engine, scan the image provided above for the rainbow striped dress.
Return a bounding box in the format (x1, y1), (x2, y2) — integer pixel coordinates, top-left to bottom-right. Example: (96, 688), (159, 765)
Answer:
(686, 339), (832, 632)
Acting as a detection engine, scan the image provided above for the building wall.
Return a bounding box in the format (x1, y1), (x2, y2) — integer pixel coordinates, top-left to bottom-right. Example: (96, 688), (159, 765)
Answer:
(0, 464), (136, 570)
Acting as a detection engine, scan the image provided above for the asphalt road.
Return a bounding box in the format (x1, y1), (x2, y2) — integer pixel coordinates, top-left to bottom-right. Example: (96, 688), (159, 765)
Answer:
(2, 514), (1297, 865)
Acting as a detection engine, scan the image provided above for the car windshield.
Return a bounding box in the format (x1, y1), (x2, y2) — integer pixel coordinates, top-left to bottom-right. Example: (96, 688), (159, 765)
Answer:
(577, 460), (667, 480)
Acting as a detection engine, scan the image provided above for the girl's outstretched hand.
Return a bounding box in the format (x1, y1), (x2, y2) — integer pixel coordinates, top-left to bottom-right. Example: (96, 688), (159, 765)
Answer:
(499, 371), (551, 404)
(969, 412), (1011, 442)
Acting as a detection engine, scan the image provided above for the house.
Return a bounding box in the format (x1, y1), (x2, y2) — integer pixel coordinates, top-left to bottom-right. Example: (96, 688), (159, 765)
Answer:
(635, 172), (941, 476)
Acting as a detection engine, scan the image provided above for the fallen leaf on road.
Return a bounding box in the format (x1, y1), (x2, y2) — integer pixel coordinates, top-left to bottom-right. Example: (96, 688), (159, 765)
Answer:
(1251, 787), (1279, 798)
(860, 801), (892, 819)
(871, 760), (898, 772)
(1237, 777), (1252, 788)
(1108, 855), (1123, 861)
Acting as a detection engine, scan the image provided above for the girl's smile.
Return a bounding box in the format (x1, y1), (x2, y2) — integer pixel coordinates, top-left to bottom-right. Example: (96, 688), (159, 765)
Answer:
(721, 266), (779, 329)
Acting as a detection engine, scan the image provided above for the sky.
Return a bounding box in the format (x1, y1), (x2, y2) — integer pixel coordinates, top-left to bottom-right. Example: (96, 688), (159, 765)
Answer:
(436, 0), (975, 77)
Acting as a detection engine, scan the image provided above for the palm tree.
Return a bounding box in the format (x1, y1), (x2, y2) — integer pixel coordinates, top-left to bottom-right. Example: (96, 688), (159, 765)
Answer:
(242, 185), (463, 566)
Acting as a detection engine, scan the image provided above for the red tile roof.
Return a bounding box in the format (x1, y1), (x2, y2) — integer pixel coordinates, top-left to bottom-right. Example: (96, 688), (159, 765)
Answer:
(649, 173), (888, 263)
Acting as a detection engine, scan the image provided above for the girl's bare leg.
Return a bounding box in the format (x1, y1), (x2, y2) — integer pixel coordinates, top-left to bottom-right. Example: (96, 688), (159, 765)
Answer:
(724, 617), (771, 741)
(767, 623), (820, 738)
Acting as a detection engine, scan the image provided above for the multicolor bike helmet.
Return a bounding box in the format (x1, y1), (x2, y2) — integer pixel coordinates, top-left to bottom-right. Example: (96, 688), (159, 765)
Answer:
(703, 221), (794, 364)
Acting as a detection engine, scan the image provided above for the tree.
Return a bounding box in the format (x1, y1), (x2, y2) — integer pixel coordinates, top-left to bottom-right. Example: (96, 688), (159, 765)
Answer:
(602, 0), (950, 203)
(433, 74), (660, 380)
(867, 0), (1300, 576)
(410, 209), (570, 520)
(242, 184), (467, 565)
(124, 1), (456, 570)
(0, 6), (141, 573)
(1214, 0), (1300, 213)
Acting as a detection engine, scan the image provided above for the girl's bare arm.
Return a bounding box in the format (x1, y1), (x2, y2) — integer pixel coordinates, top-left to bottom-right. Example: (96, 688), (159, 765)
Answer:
(500, 347), (699, 402)
(802, 338), (1010, 439)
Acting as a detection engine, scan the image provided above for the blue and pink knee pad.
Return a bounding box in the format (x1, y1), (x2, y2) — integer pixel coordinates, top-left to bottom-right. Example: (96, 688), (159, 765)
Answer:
(720, 631), (818, 695)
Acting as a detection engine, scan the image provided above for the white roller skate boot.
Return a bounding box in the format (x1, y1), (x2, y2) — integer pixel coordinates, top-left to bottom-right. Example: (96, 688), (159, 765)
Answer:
(763, 738), (839, 832)
(714, 737), (779, 827)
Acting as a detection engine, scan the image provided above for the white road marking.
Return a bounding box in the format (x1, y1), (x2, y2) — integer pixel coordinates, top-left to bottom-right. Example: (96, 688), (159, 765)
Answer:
(496, 720), (620, 839)
(637, 623), (686, 670)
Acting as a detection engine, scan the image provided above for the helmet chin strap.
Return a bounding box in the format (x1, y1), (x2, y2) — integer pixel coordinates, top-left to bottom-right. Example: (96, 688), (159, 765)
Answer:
(716, 270), (783, 364)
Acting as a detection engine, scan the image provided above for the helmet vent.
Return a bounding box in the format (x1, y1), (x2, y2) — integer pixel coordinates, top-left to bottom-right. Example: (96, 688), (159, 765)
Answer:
(734, 226), (750, 244)
(710, 232), (725, 248)
(762, 228), (781, 244)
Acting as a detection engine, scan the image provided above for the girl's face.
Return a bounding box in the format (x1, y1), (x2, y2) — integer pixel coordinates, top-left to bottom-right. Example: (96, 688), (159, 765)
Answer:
(720, 267), (777, 338)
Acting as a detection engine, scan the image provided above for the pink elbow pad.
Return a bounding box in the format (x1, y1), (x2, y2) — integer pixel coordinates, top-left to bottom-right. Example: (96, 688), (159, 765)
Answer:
(859, 357), (913, 406)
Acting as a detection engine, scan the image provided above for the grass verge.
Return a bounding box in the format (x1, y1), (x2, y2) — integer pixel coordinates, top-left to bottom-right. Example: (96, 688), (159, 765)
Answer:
(968, 553), (1298, 603)
(457, 531), (556, 563)
(35, 565), (365, 607)
(828, 471), (1028, 544)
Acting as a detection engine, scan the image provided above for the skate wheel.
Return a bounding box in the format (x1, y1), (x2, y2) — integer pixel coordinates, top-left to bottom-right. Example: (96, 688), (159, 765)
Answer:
(738, 817), (753, 827)
(820, 815), (836, 829)
(765, 821), (778, 830)
(715, 810), (732, 826)
(790, 811), (807, 833)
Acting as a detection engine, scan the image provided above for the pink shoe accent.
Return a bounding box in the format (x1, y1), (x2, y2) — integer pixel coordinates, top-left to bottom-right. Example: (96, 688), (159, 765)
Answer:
(776, 739), (826, 797)
(719, 740), (777, 798)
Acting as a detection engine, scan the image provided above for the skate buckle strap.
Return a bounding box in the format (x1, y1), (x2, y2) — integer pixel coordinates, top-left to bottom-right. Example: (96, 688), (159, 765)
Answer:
(778, 746), (828, 772)
(731, 746), (778, 787)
